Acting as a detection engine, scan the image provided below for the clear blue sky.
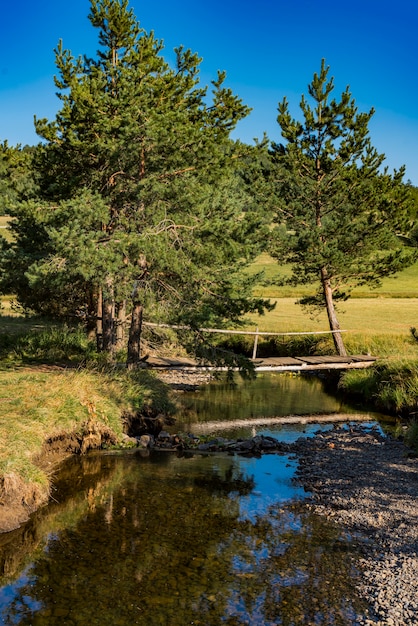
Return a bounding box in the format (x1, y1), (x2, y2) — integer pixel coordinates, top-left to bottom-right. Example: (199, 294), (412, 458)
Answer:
(1, 0), (417, 184)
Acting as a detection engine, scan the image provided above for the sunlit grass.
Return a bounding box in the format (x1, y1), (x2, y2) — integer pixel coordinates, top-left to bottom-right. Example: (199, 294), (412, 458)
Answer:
(0, 364), (174, 492)
(0, 215), (13, 243)
(339, 361), (418, 418)
(248, 253), (418, 298)
(245, 297), (418, 336)
(0, 295), (31, 320)
(0, 369), (124, 480)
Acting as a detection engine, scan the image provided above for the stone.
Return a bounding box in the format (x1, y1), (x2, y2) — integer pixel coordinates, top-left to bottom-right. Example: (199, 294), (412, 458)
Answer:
(138, 435), (153, 448)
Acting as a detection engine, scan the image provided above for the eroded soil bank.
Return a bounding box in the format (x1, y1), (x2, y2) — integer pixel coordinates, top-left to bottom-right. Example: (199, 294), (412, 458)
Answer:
(0, 423), (118, 534)
(292, 425), (418, 625)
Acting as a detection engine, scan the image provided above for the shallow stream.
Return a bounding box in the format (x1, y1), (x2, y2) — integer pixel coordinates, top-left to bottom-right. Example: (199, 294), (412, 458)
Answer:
(0, 373), (389, 625)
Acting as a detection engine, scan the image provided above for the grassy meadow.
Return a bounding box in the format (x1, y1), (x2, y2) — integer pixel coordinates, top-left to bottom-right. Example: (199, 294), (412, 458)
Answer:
(242, 253), (418, 359)
(248, 252), (418, 299)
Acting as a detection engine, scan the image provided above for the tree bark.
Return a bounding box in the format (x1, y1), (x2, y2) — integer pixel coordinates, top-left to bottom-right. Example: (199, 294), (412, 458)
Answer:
(321, 268), (347, 356)
(85, 285), (97, 339)
(126, 301), (143, 370)
(115, 300), (126, 352)
(102, 279), (116, 354)
(102, 298), (115, 353)
(96, 287), (103, 351)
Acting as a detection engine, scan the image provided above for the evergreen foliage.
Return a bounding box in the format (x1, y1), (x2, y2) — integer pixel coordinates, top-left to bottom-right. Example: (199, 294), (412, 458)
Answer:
(0, 143), (36, 215)
(268, 60), (416, 355)
(0, 0), (270, 365)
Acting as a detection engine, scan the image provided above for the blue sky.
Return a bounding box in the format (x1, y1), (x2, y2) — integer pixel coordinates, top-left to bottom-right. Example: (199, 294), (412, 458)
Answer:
(1, 0), (417, 184)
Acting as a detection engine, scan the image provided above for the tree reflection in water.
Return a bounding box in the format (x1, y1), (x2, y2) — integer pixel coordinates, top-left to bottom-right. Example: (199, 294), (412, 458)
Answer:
(0, 451), (367, 625)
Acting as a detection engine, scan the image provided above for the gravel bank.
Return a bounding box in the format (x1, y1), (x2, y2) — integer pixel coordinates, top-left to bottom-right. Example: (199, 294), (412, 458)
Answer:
(293, 424), (418, 625)
(153, 368), (214, 391)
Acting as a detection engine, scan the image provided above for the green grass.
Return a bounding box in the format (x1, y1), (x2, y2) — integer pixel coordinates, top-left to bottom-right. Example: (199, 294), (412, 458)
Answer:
(248, 253), (418, 298)
(238, 297), (418, 370)
(247, 296), (418, 334)
(240, 252), (418, 359)
(0, 369), (119, 481)
(339, 361), (418, 418)
(0, 366), (173, 487)
(0, 323), (99, 365)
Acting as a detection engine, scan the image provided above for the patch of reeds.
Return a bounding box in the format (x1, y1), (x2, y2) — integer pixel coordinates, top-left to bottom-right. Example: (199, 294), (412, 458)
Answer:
(215, 333), (333, 358)
(339, 360), (418, 417)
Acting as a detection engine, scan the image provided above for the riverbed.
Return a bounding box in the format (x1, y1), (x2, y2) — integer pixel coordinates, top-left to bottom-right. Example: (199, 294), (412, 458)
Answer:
(0, 372), (415, 625)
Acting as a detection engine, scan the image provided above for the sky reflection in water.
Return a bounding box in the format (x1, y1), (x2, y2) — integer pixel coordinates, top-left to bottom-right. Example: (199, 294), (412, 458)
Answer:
(0, 374), (372, 625)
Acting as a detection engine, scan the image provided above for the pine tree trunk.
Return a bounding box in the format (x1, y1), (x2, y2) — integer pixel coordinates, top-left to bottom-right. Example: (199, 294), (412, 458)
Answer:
(126, 302), (143, 370)
(96, 287), (103, 352)
(86, 285), (97, 339)
(115, 301), (126, 352)
(102, 298), (115, 353)
(321, 268), (347, 356)
(102, 279), (116, 354)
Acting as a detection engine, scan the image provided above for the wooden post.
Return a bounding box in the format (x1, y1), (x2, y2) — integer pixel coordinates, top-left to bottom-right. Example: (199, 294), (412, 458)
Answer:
(252, 327), (259, 360)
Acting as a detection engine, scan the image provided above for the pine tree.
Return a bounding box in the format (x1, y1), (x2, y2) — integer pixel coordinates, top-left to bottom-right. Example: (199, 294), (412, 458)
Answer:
(269, 60), (416, 355)
(0, 143), (35, 214)
(3, 0), (270, 365)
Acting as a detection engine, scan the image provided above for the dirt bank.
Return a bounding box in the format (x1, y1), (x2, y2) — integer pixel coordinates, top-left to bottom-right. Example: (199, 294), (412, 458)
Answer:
(0, 422), (118, 534)
(292, 425), (418, 625)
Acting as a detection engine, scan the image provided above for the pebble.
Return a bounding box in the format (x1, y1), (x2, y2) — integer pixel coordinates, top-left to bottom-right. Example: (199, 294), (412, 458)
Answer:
(293, 424), (418, 625)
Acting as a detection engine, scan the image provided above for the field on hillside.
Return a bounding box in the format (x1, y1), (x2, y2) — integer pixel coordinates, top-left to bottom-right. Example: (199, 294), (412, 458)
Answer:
(245, 297), (418, 336)
(243, 253), (418, 354)
(249, 253), (418, 299)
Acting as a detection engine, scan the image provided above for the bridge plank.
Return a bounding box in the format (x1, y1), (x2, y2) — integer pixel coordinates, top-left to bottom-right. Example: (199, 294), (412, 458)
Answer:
(147, 354), (377, 372)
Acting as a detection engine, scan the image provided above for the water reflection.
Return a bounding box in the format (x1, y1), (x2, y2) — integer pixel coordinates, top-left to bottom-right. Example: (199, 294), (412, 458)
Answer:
(174, 372), (377, 436)
(0, 374), (375, 624)
(0, 451), (367, 625)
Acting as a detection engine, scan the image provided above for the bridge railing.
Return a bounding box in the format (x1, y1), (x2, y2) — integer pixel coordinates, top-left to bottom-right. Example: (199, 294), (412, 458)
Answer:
(143, 322), (347, 359)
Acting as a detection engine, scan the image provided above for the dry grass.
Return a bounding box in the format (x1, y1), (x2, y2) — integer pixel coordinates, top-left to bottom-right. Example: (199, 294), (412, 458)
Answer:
(241, 297), (418, 359)
(0, 369), (126, 482)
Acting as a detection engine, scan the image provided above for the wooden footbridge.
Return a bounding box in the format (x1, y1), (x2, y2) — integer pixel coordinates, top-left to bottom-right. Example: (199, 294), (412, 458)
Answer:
(147, 354), (377, 373)
(143, 322), (377, 372)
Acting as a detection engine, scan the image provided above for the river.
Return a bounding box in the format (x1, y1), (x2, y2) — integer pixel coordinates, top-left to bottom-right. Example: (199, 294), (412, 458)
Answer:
(0, 373), (390, 625)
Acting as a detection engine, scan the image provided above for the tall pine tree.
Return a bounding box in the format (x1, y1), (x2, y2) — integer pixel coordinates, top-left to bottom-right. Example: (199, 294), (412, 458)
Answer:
(269, 60), (416, 355)
(2, 0), (269, 365)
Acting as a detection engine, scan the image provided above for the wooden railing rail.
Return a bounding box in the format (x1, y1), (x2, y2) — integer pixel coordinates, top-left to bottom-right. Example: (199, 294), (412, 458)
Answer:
(143, 322), (348, 359)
